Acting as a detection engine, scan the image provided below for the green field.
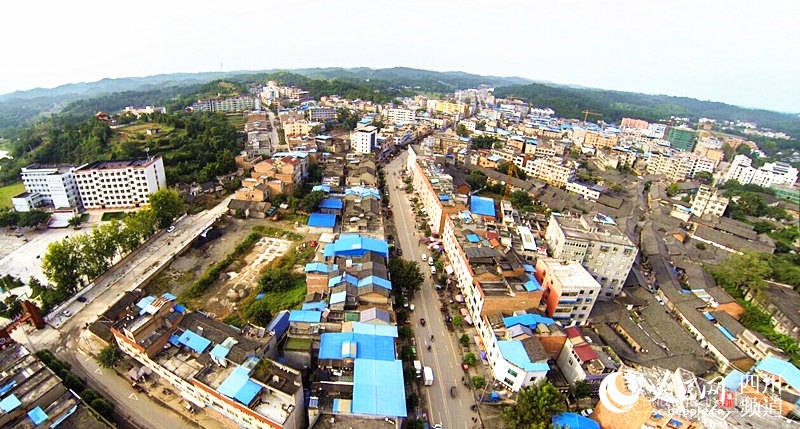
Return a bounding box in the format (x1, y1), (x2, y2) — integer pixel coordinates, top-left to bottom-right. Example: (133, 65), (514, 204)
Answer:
(0, 182), (25, 208)
(101, 211), (126, 221)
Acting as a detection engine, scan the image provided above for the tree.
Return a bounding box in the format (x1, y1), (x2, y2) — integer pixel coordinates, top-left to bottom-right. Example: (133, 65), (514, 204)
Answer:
(310, 124), (322, 135)
(89, 398), (115, 420)
(497, 161), (527, 180)
(571, 381), (591, 398)
(149, 188), (186, 229)
(463, 352), (476, 366)
(466, 170), (487, 190)
(459, 334), (470, 347)
(502, 382), (566, 429)
(258, 268), (296, 293)
(299, 191), (325, 213)
(694, 171), (713, 185)
(471, 135), (498, 150)
(406, 392), (419, 410)
(452, 315), (463, 327)
(707, 251), (773, 297)
(472, 376), (486, 390)
(68, 215), (82, 228)
(42, 237), (83, 294)
(388, 257), (424, 294)
(97, 345), (123, 368)
(456, 124), (471, 137)
(666, 182), (680, 197)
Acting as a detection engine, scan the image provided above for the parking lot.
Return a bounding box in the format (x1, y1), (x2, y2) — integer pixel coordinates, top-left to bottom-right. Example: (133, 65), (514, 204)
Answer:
(0, 228), (89, 285)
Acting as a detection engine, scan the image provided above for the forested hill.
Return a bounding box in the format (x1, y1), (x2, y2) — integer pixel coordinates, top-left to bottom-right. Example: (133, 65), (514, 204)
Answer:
(493, 83), (800, 137)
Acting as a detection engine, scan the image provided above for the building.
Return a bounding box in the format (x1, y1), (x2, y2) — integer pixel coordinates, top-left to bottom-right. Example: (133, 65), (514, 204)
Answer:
(18, 164), (81, 210)
(556, 327), (617, 389)
(383, 108), (415, 125)
(565, 181), (602, 201)
(666, 127), (697, 152)
(351, 126), (377, 154)
(525, 157), (576, 187)
(0, 342), (112, 428)
(308, 107), (337, 122)
(111, 294), (304, 429)
(690, 185), (729, 217)
(283, 120), (319, 137)
(123, 105), (166, 117)
(620, 118), (649, 130)
(251, 155), (307, 196)
(191, 96), (256, 113)
(723, 154), (798, 187)
(73, 156), (166, 209)
(545, 214), (637, 298)
(583, 131), (618, 149)
(646, 151), (715, 182)
(535, 257), (602, 324)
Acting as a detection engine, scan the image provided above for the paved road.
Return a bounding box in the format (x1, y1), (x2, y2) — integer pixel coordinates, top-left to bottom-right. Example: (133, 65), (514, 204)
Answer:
(386, 154), (479, 429)
(19, 196), (232, 429)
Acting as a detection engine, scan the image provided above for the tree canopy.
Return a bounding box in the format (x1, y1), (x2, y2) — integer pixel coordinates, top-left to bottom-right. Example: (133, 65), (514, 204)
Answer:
(502, 382), (566, 429)
(149, 188), (186, 229)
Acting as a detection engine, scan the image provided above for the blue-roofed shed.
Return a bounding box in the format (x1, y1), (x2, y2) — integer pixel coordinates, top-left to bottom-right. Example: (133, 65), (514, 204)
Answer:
(177, 329), (211, 353)
(27, 406), (48, 425)
(312, 185), (331, 193)
(305, 262), (337, 273)
(552, 412), (600, 429)
(466, 234), (480, 243)
(320, 199), (344, 210)
(755, 357), (800, 393)
(289, 310), (322, 324)
(352, 359), (407, 418)
(352, 322), (398, 338)
(319, 332), (396, 361)
(0, 394), (21, 413)
(308, 213), (336, 229)
(524, 274), (541, 291)
(329, 273), (359, 287)
(217, 366), (263, 405)
(323, 234), (389, 258)
(470, 196), (495, 217)
(357, 275), (392, 290)
(330, 290), (347, 305)
(503, 313), (554, 329)
(135, 295), (156, 310)
(210, 344), (231, 361)
(267, 310), (290, 337)
(522, 264), (536, 273)
(302, 301), (328, 311)
(497, 340), (549, 372)
(438, 194), (450, 201)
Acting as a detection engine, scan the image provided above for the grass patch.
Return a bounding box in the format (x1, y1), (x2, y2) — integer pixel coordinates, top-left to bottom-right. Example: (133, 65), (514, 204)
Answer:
(225, 113), (246, 131)
(100, 211), (126, 221)
(285, 337), (313, 351)
(0, 182), (25, 208)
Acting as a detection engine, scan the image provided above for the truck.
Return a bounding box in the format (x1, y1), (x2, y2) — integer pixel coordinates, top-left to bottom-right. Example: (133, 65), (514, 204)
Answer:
(423, 366), (434, 386)
(413, 360), (422, 379)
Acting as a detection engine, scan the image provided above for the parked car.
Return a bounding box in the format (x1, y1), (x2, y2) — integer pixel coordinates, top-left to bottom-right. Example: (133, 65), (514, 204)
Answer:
(62, 310), (71, 317)
(410, 304), (415, 311)
(420, 318), (426, 326)
(430, 266), (437, 275)
(421, 254), (427, 261)
(76, 296), (87, 303)
(167, 226), (176, 233)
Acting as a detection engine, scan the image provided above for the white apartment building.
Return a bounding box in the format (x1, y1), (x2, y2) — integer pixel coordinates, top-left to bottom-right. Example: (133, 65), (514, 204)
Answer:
(350, 126), (378, 154)
(545, 214), (637, 299)
(565, 181), (601, 201)
(308, 107), (337, 122)
(192, 96), (256, 113)
(74, 156), (167, 209)
(522, 157), (575, 187)
(723, 155), (798, 187)
(647, 151), (715, 182)
(18, 164), (81, 209)
(384, 108), (415, 125)
(691, 185), (729, 217)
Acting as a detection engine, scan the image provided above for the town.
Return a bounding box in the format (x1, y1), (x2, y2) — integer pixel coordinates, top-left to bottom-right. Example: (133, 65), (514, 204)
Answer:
(0, 70), (798, 429)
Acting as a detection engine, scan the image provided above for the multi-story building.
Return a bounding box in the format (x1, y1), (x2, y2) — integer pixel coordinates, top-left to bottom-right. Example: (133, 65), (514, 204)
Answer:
(620, 117), (649, 130)
(545, 214), (636, 299)
(647, 123), (667, 139)
(556, 327), (617, 390)
(428, 101), (469, 116)
(191, 96), (256, 113)
(74, 156), (166, 209)
(351, 126), (377, 154)
(564, 181), (602, 201)
(666, 127), (697, 152)
(646, 151), (715, 182)
(583, 131), (618, 149)
(526, 157), (576, 187)
(0, 341), (112, 428)
(123, 105), (166, 117)
(690, 185), (729, 217)
(723, 154), (798, 187)
(251, 154), (308, 196)
(17, 164), (81, 210)
(308, 107), (337, 122)
(535, 257), (601, 324)
(383, 108), (415, 125)
(111, 294), (305, 429)
(283, 120), (319, 137)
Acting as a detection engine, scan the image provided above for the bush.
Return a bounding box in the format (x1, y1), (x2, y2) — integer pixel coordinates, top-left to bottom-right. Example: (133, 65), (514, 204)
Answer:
(90, 398), (115, 419)
(695, 242), (706, 250)
(463, 352), (477, 366)
(459, 334), (470, 347)
(472, 376), (486, 389)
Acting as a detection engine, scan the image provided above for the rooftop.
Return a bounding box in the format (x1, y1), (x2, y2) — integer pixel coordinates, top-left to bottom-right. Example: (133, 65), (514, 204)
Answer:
(75, 156), (160, 171)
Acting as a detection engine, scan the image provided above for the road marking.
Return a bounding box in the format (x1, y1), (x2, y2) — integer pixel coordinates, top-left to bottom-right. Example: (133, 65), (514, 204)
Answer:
(129, 393), (139, 400)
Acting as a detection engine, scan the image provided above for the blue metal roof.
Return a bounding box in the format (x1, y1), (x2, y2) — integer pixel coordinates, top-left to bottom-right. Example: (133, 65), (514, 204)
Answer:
(0, 380), (16, 396)
(438, 194), (451, 201)
(352, 359), (406, 418)
(524, 274), (542, 292)
(217, 366), (262, 405)
(723, 369), (744, 391)
(169, 335), (180, 346)
(319, 332), (396, 361)
(27, 406), (48, 425)
(323, 234), (389, 258)
(177, 329), (211, 353)
(330, 290), (347, 304)
(522, 264), (536, 273)
(0, 394), (21, 413)
(210, 344), (231, 361)
(302, 301), (328, 311)
(487, 155), (502, 162)
(755, 357), (800, 393)
(497, 340), (549, 372)
(135, 296), (156, 310)
(312, 185), (331, 193)
(266, 310), (290, 337)
(308, 213), (336, 228)
(502, 313), (554, 329)
(552, 412), (600, 429)
(305, 262), (337, 273)
(329, 273), (359, 287)
(173, 304), (186, 313)
(466, 234), (480, 243)
(162, 293), (177, 301)
(320, 198), (344, 210)
(352, 322), (398, 338)
(717, 326), (736, 341)
(344, 187), (381, 199)
(470, 196), (496, 217)
(358, 275), (392, 290)
(289, 310), (322, 323)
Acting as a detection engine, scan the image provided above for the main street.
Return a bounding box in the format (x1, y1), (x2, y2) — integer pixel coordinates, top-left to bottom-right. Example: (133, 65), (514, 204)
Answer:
(17, 196), (233, 429)
(386, 153), (480, 429)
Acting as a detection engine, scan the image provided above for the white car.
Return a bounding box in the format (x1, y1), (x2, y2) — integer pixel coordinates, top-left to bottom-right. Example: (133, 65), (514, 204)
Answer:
(430, 266), (437, 275)
(167, 225), (176, 233)
(421, 254), (427, 261)
(409, 304), (415, 311)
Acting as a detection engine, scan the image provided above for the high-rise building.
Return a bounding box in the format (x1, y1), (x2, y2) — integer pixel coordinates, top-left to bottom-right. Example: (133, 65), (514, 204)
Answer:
(18, 164), (81, 209)
(350, 126), (377, 154)
(545, 214), (637, 299)
(723, 154), (798, 187)
(666, 127), (697, 152)
(74, 156), (166, 209)
(383, 108), (415, 125)
(535, 257), (602, 324)
(691, 185), (729, 217)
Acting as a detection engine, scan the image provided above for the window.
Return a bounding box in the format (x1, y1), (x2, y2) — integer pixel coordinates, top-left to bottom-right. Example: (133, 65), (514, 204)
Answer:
(508, 368), (518, 377)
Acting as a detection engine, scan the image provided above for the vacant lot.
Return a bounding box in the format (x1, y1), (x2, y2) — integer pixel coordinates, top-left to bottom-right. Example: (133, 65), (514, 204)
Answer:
(0, 182), (24, 208)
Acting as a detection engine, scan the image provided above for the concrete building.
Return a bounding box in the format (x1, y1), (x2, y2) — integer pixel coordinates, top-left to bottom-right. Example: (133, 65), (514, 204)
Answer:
(192, 96), (256, 113)
(111, 294), (304, 429)
(545, 214), (637, 298)
(564, 181), (602, 201)
(620, 118), (649, 130)
(74, 156), (166, 209)
(690, 185), (729, 217)
(646, 151), (715, 182)
(556, 327), (617, 389)
(666, 127), (697, 152)
(524, 157), (576, 187)
(308, 107), (337, 122)
(351, 126), (378, 154)
(534, 257), (602, 324)
(383, 108), (415, 125)
(723, 154), (798, 187)
(18, 164), (81, 210)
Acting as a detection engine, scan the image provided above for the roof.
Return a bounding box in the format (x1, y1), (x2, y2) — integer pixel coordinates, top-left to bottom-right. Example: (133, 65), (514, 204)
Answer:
(497, 340), (549, 372)
(573, 344), (598, 362)
(524, 273), (541, 292)
(75, 156), (160, 171)
(507, 324), (533, 338)
(503, 313), (554, 329)
(308, 213), (337, 228)
(330, 290), (347, 305)
(217, 366), (262, 405)
(320, 198), (344, 209)
(358, 275), (392, 290)
(352, 359), (406, 417)
(177, 329), (211, 353)
(470, 195), (496, 217)
(755, 357), (800, 392)
(305, 262), (337, 273)
(360, 308), (391, 323)
(552, 412), (600, 429)
(0, 394), (21, 413)
(27, 406), (48, 425)
(302, 301), (328, 311)
(318, 332), (396, 361)
(352, 322), (398, 338)
(267, 310), (290, 337)
(323, 234), (389, 258)
(289, 310), (322, 324)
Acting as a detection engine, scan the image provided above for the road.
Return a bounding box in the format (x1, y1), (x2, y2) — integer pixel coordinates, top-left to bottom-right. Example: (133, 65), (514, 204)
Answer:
(386, 153), (479, 429)
(17, 196), (232, 429)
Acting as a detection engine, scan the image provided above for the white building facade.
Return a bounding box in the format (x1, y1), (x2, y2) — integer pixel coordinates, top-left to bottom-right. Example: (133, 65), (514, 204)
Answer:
(19, 164), (81, 209)
(74, 156), (167, 209)
(350, 126), (378, 154)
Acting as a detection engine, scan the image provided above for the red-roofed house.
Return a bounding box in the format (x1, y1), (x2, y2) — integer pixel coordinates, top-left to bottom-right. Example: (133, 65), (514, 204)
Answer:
(556, 326), (617, 390)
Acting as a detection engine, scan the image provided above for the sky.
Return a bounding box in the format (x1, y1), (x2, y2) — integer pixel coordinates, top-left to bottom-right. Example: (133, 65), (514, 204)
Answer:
(2, 0), (799, 112)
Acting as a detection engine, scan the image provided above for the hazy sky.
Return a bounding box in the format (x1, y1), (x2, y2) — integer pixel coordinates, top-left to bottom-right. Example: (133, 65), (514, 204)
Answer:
(3, 0), (799, 112)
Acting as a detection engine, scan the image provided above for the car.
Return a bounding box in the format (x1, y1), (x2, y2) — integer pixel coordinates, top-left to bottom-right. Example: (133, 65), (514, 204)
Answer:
(421, 254), (427, 261)
(397, 248), (403, 256)
(420, 318), (426, 326)
(76, 296), (87, 303)
(450, 386), (457, 398)
(167, 226), (176, 233)
(62, 310), (71, 317)
(409, 304), (415, 311)
(428, 258), (434, 266)
(433, 424), (442, 429)
(431, 266), (437, 275)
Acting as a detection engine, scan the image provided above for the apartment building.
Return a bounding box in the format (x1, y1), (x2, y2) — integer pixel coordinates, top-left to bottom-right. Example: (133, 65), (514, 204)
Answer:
(534, 257), (601, 324)
(545, 214), (636, 298)
(556, 327), (617, 389)
(308, 107), (337, 122)
(283, 120), (320, 137)
(123, 105), (166, 117)
(0, 342), (111, 428)
(251, 154), (307, 196)
(690, 185), (729, 217)
(666, 127), (697, 152)
(383, 108), (415, 125)
(583, 131), (618, 149)
(17, 164), (81, 210)
(564, 181), (602, 201)
(525, 157), (576, 187)
(620, 118), (649, 130)
(73, 156), (166, 209)
(351, 126), (377, 154)
(428, 101), (469, 116)
(111, 295), (304, 429)
(646, 151), (715, 182)
(191, 96), (256, 113)
(723, 154), (798, 187)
